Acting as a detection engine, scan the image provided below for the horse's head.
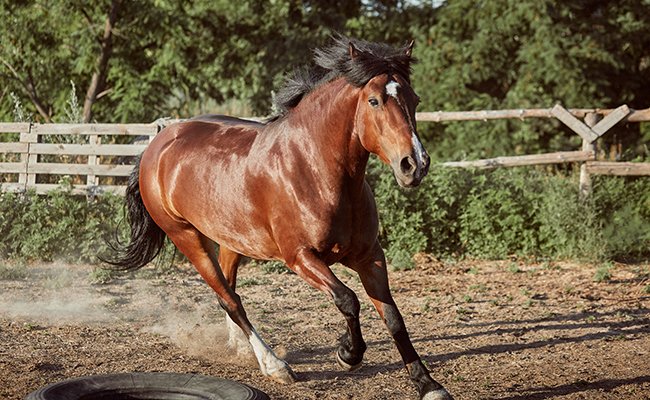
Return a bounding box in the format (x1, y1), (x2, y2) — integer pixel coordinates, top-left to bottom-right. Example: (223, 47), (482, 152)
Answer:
(356, 69), (430, 188)
(350, 44), (430, 187)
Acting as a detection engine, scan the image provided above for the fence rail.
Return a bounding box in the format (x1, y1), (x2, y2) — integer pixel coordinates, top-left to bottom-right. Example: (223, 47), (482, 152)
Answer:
(0, 122), (157, 195)
(1, 104), (648, 196)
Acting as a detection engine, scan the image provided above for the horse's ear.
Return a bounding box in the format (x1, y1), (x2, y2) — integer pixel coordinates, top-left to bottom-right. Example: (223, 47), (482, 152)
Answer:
(406, 40), (415, 57)
(349, 42), (358, 60)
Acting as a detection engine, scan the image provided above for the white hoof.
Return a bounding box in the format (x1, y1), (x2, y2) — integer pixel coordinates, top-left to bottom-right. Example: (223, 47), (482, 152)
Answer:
(267, 361), (298, 384)
(422, 388), (454, 400)
(249, 329), (298, 384)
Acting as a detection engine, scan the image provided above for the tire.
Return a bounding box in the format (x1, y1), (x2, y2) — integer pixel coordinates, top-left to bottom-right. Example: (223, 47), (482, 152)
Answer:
(24, 372), (269, 400)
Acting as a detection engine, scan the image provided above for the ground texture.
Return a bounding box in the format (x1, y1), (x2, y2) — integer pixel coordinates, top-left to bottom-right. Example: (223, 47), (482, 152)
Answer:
(1, 257), (649, 399)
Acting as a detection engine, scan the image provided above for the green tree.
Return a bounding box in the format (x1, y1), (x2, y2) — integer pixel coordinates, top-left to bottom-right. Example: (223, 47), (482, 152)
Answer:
(411, 0), (650, 161)
(0, 0), (362, 123)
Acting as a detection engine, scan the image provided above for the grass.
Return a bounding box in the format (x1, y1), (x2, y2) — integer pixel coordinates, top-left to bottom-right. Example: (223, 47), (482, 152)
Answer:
(594, 265), (612, 282)
(43, 270), (74, 289)
(0, 262), (29, 279)
(258, 260), (293, 274)
(238, 277), (259, 287)
(507, 263), (520, 274)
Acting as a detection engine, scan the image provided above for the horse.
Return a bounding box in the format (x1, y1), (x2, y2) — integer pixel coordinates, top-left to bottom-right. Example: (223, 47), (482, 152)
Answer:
(105, 36), (452, 400)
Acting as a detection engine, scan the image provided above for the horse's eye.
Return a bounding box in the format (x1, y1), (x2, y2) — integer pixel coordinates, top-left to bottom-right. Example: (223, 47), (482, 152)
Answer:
(369, 98), (380, 107)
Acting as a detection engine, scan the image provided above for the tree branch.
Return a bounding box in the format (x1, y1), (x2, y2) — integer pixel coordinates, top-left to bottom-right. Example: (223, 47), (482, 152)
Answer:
(25, 73), (52, 122)
(82, 0), (121, 123)
(0, 55), (52, 122)
(80, 8), (103, 46)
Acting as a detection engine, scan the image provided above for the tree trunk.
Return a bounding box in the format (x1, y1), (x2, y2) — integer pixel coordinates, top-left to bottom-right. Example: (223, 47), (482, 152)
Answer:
(82, 0), (121, 123)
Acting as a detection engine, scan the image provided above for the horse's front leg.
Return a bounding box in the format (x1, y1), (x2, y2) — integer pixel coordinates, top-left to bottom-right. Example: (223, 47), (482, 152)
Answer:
(353, 241), (453, 400)
(288, 249), (366, 370)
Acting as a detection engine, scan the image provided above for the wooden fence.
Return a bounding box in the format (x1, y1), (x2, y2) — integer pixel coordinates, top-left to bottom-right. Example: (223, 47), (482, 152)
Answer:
(0, 122), (158, 195)
(419, 104), (650, 197)
(0, 104), (649, 196)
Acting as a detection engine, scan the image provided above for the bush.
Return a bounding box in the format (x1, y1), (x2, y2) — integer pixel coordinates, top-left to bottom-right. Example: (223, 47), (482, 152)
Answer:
(0, 177), (127, 264)
(367, 156), (650, 263)
(1, 163), (648, 266)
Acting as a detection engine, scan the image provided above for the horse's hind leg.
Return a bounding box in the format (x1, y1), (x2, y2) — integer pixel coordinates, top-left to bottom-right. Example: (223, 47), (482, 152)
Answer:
(165, 228), (297, 384)
(353, 241), (452, 400)
(217, 247), (251, 354)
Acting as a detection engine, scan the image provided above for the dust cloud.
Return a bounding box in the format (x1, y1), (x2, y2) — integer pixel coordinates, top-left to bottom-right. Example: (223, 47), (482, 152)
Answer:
(0, 262), (259, 366)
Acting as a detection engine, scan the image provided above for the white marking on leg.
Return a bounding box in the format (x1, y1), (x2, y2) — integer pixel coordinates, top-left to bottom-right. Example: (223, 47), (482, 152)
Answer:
(249, 328), (290, 376)
(226, 314), (251, 355)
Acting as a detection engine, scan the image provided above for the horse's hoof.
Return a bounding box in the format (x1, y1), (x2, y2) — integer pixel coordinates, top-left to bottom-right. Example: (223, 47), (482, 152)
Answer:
(267, 365), (298, 384)
(336, 350), (363, 372)
(421, 388), (454, 400)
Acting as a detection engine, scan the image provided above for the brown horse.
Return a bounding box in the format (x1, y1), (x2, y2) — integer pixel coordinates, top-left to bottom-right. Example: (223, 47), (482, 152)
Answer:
(106, 37), (452, 400)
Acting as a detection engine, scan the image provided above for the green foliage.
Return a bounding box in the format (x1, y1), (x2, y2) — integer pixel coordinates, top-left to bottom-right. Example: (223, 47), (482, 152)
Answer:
(258, 260), (293, 275)
(88, 267), (116, 285)
(0, 261), (29, 279)
(0, 177), (127, 263)
(368, 156), (650, 263)
(411, 0), (650, 162)
(594, 264), (612, 282)
(0, 0), (365, 122)
(1, 161), (648, 268)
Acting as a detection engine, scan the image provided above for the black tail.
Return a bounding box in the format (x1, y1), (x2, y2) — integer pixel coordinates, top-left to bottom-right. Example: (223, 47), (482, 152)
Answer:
(101, 155), (167, 271)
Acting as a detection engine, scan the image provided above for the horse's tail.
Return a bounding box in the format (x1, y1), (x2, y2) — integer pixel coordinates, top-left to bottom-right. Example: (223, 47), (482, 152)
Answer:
(101, 155), (167, 271)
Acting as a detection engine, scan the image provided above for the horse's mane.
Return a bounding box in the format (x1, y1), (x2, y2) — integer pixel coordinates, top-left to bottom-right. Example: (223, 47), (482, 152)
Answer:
(272, 36), (417, 114)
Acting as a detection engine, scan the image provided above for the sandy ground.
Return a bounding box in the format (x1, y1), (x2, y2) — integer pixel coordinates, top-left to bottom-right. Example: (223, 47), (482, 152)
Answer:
(1, 257), (649, 399)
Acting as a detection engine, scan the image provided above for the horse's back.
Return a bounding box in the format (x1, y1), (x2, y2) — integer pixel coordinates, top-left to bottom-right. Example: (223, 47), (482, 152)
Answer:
(189, 114), (265, 127)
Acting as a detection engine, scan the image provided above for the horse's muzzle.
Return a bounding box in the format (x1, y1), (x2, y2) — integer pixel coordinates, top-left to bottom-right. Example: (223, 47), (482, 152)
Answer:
(393, 152), (430, 188)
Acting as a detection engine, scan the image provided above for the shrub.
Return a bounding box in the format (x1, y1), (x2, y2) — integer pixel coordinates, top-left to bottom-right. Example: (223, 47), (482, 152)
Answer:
(1, 162), (648, 266)
(367, 156), (650, 263)
(0, 177), (127, 264)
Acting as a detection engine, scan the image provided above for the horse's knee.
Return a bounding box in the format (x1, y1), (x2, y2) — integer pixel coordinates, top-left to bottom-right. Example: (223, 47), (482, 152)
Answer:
(332, 286), (360, 318)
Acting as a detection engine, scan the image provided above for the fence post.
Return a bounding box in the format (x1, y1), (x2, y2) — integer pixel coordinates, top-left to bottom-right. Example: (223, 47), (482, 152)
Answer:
(87, 134), (101, 187)
(20, 127), (39, 189)
(579, 112), (600, 200)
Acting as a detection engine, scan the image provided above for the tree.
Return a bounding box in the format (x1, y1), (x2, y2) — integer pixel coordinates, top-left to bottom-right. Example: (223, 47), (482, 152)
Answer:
(410, 0), (650, 161)
(0, 0), (365, 123)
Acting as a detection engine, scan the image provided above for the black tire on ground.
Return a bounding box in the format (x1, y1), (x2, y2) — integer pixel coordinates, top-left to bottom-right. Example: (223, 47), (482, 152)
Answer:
(24, 372), (269, 400)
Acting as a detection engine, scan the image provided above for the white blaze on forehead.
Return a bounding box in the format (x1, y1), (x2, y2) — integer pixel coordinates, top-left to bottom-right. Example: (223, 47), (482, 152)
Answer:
(386, 79), (427, 169)
(386, 80), (401, 99)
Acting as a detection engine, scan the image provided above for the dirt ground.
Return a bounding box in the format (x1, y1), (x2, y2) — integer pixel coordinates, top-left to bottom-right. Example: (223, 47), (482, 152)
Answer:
(1, 257), (649, 400)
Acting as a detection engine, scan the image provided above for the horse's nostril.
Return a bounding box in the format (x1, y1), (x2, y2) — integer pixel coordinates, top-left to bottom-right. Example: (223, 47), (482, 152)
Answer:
(400, 156), (416, 176)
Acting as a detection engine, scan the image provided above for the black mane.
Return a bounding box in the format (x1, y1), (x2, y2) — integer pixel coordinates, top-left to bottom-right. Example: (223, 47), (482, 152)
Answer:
(272, 36), (417, 114)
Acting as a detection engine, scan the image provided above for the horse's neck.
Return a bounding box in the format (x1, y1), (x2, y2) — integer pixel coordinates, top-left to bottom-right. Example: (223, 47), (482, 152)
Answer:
(282, 79), (369, 186)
